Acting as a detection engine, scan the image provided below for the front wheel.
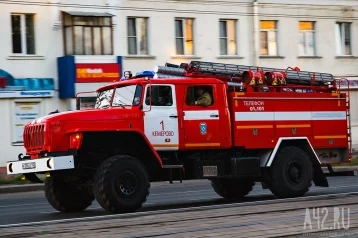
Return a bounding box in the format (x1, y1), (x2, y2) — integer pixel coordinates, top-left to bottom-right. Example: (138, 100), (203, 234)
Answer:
(44, 174), (94, 212)
(93, 155), (150, 214)
(267, 146), (313, 198)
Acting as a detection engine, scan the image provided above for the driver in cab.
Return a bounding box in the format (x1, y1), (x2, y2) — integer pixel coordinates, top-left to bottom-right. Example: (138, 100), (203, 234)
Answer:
(194, 87), (212, 106)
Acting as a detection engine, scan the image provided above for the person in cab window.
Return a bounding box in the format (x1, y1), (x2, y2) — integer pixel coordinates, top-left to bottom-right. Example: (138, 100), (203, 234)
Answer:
(145, 86), (159, 105)
(195, 87), (212, 106)
(145, 86), (172, 106)
(160, 86), (173, 106)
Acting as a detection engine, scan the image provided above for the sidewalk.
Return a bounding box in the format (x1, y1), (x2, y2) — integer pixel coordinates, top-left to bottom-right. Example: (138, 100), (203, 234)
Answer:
(1, 166), (357, 194)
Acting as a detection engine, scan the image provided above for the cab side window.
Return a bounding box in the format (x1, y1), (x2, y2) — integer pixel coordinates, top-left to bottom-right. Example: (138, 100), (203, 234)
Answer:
(185, 85), (214, 106)
(145, 85), (173, 106)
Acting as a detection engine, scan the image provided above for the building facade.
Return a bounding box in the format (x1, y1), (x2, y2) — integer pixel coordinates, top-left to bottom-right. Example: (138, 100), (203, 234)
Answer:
(0, 0), (357, 167)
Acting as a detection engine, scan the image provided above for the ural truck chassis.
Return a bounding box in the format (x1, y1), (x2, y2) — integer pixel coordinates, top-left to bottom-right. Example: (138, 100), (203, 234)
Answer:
(7, 60), (351, 214)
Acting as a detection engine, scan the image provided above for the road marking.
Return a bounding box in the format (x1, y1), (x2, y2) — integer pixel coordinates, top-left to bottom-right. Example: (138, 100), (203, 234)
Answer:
(2, 191), (358, 228)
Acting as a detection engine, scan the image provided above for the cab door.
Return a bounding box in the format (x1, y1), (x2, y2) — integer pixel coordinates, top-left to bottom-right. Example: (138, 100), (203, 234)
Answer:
(143, 84), (179, 151)
(182, 84), (221, 149)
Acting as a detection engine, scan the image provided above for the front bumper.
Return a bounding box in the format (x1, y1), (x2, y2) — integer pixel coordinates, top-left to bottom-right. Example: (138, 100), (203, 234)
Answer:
(7, 156), (75, 175)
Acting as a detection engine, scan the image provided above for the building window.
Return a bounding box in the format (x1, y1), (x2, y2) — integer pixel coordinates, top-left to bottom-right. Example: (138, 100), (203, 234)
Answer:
(335, 22), (352, 56)
(63, 12), (113, 55)
(127, 17), (148, 55)
(260, 20), (278, 56)
(219, 19), (237, 55)
(299, 21), (316, 56)
(13, 101), (41, 145)
(11, 14), (35, 55)
(175, 18), (194, 55)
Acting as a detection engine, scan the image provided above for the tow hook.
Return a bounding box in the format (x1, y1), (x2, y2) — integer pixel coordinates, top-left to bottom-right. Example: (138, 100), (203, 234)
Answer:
(18, 153), (31, 161)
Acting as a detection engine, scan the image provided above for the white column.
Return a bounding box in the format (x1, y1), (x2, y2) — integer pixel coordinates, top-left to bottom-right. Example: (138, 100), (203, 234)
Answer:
(105, 0), (118, 29)
(67, 98), (77, 111)
(252, 0), (260, 67)
(50, 0), (61, 30)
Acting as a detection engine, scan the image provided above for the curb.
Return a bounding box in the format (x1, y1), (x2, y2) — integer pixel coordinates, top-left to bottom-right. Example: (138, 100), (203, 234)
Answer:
(1, 167), (358, 195)
(0, 184), (44, 194)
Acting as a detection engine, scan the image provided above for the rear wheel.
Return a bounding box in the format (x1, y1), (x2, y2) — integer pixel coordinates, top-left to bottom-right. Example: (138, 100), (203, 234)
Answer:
(210, 178), (255, 199)
(44, 174), (94, 212)
(93, 155), (150, 214)
(267, 146), (313, 198)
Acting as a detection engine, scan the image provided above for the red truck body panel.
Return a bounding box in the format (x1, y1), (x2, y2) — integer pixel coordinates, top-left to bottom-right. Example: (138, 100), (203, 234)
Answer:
(230, 91), (348, 150)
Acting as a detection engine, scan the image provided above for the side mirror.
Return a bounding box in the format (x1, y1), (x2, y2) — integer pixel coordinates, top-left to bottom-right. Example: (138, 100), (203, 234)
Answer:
(49, 109), (60, 115)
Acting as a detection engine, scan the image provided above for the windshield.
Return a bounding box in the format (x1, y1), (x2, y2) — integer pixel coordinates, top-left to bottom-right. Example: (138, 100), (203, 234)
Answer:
(95, 85), (142, 109)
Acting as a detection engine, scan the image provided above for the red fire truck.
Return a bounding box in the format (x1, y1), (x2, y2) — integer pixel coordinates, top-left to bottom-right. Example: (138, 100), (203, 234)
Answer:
(6, 61), (351, 214)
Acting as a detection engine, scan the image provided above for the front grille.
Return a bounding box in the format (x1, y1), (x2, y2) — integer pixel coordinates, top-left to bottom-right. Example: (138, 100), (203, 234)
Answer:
(24, 124), (45, 149)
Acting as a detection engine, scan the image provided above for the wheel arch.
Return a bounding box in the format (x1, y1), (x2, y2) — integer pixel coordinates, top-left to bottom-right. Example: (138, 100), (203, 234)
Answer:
(262, 137), (328, 187)
(77, 130), (163, 181)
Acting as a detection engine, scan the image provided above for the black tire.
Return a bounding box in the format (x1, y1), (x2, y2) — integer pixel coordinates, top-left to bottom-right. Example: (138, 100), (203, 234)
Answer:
(44, 174), (94, 212)
(210, 178), (255, 199)
(267, 146), (313, 198)
(93, 155), (150, 214)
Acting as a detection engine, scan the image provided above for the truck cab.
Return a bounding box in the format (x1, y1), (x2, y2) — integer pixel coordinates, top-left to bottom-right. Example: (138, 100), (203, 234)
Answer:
(139, 78), (232, 152)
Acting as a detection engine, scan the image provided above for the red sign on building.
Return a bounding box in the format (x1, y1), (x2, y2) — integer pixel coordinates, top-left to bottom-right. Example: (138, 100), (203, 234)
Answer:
(75, 63), (120, 83)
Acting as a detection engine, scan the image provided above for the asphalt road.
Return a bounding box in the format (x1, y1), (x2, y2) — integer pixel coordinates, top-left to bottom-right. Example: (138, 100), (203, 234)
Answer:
(1, 176), (358, 226)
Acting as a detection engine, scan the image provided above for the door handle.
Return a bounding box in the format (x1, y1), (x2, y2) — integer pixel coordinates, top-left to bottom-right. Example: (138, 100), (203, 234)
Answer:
(210, 114), (219, 118)
(169, 114), (178, 118)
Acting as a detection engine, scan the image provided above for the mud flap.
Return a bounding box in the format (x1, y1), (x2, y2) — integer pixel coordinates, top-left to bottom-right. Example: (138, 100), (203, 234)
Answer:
(24, 173), (43, 183)
(263, 137), (329, 187)
(312, 162), (328, 187)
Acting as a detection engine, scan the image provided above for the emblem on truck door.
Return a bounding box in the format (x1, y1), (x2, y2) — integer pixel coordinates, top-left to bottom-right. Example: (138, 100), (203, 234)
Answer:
(292, 128), (296, 135)
(199, 122), (207, 135)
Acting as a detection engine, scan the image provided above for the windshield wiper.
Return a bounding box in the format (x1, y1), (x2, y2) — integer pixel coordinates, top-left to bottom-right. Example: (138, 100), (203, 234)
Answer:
(113, 98), (127, 108)
(100, 104), (110, 109)
(112, 103), (125, 108)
